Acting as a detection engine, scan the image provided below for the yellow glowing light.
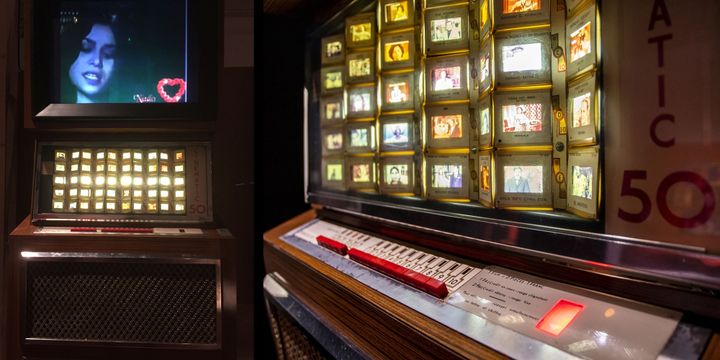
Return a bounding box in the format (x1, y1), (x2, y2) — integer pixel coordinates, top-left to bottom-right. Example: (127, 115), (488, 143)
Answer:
(69, 189), (78, 196)
(175, 165), (184, 172)
(148, 203), (157, 211)
(133, 164), (142, 172)
(82, 152), (91, 159)
(161, 203), (169, 211)
(122, 202), (131, 210)
(80, 202), (89, 209)
(175, 204), (185, 211)
(96, 164), (105, 171)
(160, 177), (171, 186)
(56, 151), (66, 159)
(122, 164), (131, 172)
(72, 151), (80, 159)
(134, 152), (142, 160)
(122, 190), (130, 197)
(80, 189), (90, 197)
(149, 152), (158, 160)
(133, 190), (142, 197)
(54, 176), (65, 184)
(160, 152), (169, 160)
(123, 152), (131, 159)
(175, 190), (185, 198)
(70, 176), (78, 184)
(56, 164), (65, 172)
(54, 189), (64, 196)
(107, 189), (116, 197)
(148, 190), (157, 198)
(97, 152), (105, 159)
(95, 189), (104, 196)
(133, 203), (142, 210)
(81, 164), (91, 171)
(133, 177), (143, 186)
(95, 203), (103, 210)
(107, 177), (117, 186)
(69, 202), (78, 209)
(71, 164), (79, 171)
(175, 152), (184, 160)
(108, 152), (117, 160)
(149, 165), (157, 172)
(148, 177), (158, 186)
(81, 175), (92, 185)
(107, 202), (116, 210)
(161, 165), (169, 172)
(160, 190), (169, 198)
(96, 176), (105, 186)
(120, 176), (132, 186)
(604, 308), (615, 318)
(108, 164), (117, 172)
(174, 178), (185, 186)
(53, 202), (63, 209)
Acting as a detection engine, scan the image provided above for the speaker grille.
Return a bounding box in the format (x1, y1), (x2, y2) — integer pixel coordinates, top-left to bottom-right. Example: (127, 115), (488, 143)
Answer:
(26, 261), (218, 344)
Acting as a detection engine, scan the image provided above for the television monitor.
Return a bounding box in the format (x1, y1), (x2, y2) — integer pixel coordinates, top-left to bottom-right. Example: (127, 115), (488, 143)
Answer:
(347, 85), (377, 118)
(494, 90), (552, 147)
(346, 13), (376, 49)
(34, 141), (212, 225)
(347, 157), (377, 190)
(381, 31), (416, 71)
(494, 30), (551, 87)
(566, 4), (597, 79)
(477, 95), (493, 148)
(346, 123), (377, 153)
(321, 66), (345, 94)
(320, 94), (345, 124)
(380, 0), (416, 31)
(478, 150), (493, 207)
(379, 156), (416, 195)
(567, 146), (599, 219)
(426, 55), (469, 103)
(426, 155), (471, 200)
(321, 127), (345, 156)
(28, 0), (218, 121)
(322, 158), (346, 190)
(424, 6), (469, 55)
(567, 72), (597, 146)
(347, 50), (376, 84)
(380, 114), (415, 152)
(494, 150), (552, 209)
(321, 34), (346, 66)
(426, 105), (473, 150)
(381, 72), (416, 112)
(493, 0), (550, 28)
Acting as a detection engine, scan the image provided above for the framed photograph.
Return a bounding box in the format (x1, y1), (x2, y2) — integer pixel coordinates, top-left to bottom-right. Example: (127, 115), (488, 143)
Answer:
(494, 0), (550, 28)
(566, 3), (597, 79)
(426, 104), (473, 149)
(478, 150), (493, 207)
(380, 114), (416, 152)
(478, 0), (492, 40)
(494, 90), (552, 147)
(381, 31), (416, 71)
(426, 155), (471, 200)
(346, 122), (376, 153)
(320, 66), (344, 94)
(477, 40), (493, 95)
(380, 0), (416, 31)
(495, 150), (552, 209)
(321, 126), (344, 156)
(347, 85), (377, 118)
(346, 50), (376, 84)
(379, 156), (417, 194)
(346, 157), (377, 190)
(426, 54), (469, 103)
(322, 157), (346, 190)
(567, 146), (599, 219)
(567, 72), (597, 146)
(321, 34), (345, 66)
(425, 5), (469, 55)
(477, 94), (493, 148)
(320, 94), (344, 124)
(346, 13), (376, 49)
(494, 29), (551, 87)
(381, 72), (415, 112)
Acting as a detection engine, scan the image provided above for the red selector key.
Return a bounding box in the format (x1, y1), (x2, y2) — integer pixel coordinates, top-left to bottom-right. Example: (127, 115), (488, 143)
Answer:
(348, 248), (449, 299)
(316, 235), (349, 256)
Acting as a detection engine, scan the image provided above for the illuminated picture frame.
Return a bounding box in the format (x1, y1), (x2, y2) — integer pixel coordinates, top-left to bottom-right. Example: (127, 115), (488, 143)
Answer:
(322, 157), (346, 190)
(426, 104), (472, 150)
(426, 54), (469, 103)
(426, 155), (471, 200)
(493, 0), (550, 28)
(425, 5), (470, 55)
(347, 85), (377, 119)
(566, 3), (597, 79)
(494, 150), (552, 209)
(321, 34), (346, 66)
(380, 0), (416, 31)
(494, 29), (551, 87)
(381, 72), (416, 112)
(379, 155), (416, 194)
(346, 122), (377, 153)
(346, 156), (377, 190)
(320, 94), (344, 124)
(477, 94), (493, 148)
(346, 13), (376, 49)
(321, 126), (345, 156)
(346, 50), (376, 84)
(567, 146), (599, 219)
(320, 66), (345, 94)
(494, 90), (552, 147)
(478, 150), (493, 207)
(380, 114), (416, 152)
(567, 71), (597, 146)
(381, 31), (417, 71)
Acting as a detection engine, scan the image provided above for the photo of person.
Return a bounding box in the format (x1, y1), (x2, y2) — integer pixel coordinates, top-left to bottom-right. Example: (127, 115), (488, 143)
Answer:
(383, 123), (409, 144)
(570, 22), (592, 63)
(481, 165), (490, 191)
(349, 58), (371, 78)
(385, 1), (409, 22)
(352, 164), (371, 182)
(385, 165), (409, 185)
(480, 108), (490, 135)
(325, 72), (343, 89)
(351, 23), (372, 42)
(502, 43), (542, 72)
(480, 54), (490, 83)
(572, 93), (592, 128)
(502, 104), (543, 132)
(350, 128), (369, 147)
(432, 165), (463, 189)
(432, 115), (463, 139)
(504, 166), (543, 193)
(384, 41), (410, 62)
(325, 101), (342, 120)
(65, 21), (117, 103)
(432, 66), (461, 91)
(572, 166), (593, 199)
(503, 0), (541, 14)
(386, 81), (409, 103)
(430, 18), (462, 42)
(325, 133), (342, 150)
(350, 93), (371, 112)
(326, 41), (343, 58)
(327, 164), (343, 181)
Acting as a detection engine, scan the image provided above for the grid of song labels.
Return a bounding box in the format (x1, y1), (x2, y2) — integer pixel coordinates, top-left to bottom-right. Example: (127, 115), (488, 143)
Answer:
(51, 148), (186, 214)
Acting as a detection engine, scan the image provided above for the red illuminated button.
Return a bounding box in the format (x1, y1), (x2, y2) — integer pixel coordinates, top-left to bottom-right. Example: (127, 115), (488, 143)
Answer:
(316, 235), (349, 256)
(347, 248), (449, 299)
(536, 299), (584, 336)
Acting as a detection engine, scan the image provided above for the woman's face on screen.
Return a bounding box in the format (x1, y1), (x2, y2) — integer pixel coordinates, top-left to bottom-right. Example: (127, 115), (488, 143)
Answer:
(68, 24), (116, 100)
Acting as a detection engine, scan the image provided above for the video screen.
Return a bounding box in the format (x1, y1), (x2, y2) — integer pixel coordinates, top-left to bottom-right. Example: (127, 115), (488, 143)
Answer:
(503, 166), (543, 193)
(384, 164), (410, 185)
(383, 123), (409, 144)
(570, 22), (592, 63)
(385, 1), (409, 23)
(384, 41), (410, 63)
(432, 66), (462, 91)
(432, 165), (463, 188)
(326, 41), (343, 59)
(572, 166), (593, 199)
(350, 128), (369, 147)
(480, 108), (490, 135)
(430, 18), (462, 42)
(325, 101), (342, 120)
(503, 0), (541, 14)
(432, 115), (463, 139)
(386, 81), (409, 103)
(502, 104), (543, 132)
(480, 54), (490, 83)
(349, 58), (372, 78)
(58, 0), (189, 103)
(350, 23), (372, 42)
(572, 93), (592, 127)
(502, 43), (542, 72)
(325, 72), (343, 90)
(326, 164), (343, 181)
(325, 133), (343, 150)
(481, 165), (490, 191)
(352, 164), (371, 182)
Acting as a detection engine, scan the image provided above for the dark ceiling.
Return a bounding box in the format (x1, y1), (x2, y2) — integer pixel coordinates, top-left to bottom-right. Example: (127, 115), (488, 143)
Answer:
(264, 0), (354, 24)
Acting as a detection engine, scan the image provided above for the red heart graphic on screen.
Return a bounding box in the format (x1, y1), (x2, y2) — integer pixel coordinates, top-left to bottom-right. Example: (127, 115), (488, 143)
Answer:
(156, 78), (187, 103)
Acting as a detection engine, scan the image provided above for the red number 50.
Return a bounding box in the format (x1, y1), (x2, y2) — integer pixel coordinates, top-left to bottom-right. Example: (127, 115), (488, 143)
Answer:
(618, 170), (715, 228)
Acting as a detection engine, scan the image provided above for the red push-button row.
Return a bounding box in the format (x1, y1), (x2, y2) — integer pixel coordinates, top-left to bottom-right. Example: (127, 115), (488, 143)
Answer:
(316, 235), (348, 256)
(347, 248), (449, 299)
